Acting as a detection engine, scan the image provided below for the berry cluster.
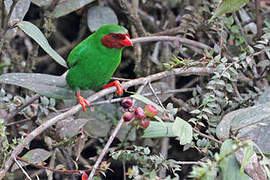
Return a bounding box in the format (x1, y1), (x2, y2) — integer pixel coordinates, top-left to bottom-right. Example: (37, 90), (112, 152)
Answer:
(121, 98), (158, 129)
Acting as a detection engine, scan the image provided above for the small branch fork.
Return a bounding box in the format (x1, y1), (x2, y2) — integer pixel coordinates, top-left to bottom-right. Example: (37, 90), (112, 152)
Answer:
(14, 157), (32, 180)
(88, 79), (147, 180)
(15, 156), (94, 176)
(0, 67), (214, 179)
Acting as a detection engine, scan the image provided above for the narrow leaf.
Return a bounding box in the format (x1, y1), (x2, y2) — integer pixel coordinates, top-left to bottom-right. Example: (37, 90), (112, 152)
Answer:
(17, 21), (68, 68)
(210, 0), (249, 22)
(4, 0), (31, 21)
(0, 73), (74, 99)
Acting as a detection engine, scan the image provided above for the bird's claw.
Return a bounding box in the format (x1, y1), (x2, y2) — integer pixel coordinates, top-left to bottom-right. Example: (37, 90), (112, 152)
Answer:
(103, 80), (123, 96)
(77, 93), (90, 111)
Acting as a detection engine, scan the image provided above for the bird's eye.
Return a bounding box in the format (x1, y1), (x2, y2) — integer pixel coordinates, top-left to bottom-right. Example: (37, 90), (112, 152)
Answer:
(111, 34), (118, 38)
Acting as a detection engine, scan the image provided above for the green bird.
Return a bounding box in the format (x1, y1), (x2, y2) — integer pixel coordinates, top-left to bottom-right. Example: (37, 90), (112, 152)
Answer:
(66, 24), (133, 111)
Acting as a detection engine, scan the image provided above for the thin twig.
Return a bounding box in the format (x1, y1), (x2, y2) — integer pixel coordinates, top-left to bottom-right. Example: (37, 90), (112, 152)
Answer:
(5, 118), (32, 126)
(255, 0), (265, 63)
(242, 11), (270, 26)
(119, 0), (147, 36)
(48, 0), (60, 11)
(148, 82), (165, 109)
(15, 156), (93, 175)
(88, 81), (147, 180)
(193, 128), (222, 145)
(158, 137), (169, 178)
(111, 77), (131, 81)
(232, 82), (243, 101)
(171, 96), (193, 112)
(152, 26), (184, 36)
(0, 67), (214, 179)
(14, 157), (32, 180)
(233, 13), (248, 46)
(137, 8), (159, 32)
(88, 118), (124, 180)
(1, 0), (5, 29)
(132, 36), (213, 51)
(255, 0), (263, 37)
(182, 77), (200, 88)
(174, 161), (204, 165)
(122, 161), (126, 180)
(91, 88), (194, 106)
(4, 0), (19, 30)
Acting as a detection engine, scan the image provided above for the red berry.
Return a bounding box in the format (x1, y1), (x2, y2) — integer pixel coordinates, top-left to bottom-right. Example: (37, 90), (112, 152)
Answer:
(121, 98), (133, 109)
(134, 107), (146, 120)
(81, 172), (88, 180)
(144, 104), (158, 118)
(138, 119), (150, 129)
(123, 112), (134, 122)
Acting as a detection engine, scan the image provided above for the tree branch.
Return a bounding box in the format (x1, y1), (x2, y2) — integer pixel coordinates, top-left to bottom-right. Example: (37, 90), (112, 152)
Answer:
(0, 67), (214, 179)
(87, 118), (124, 180)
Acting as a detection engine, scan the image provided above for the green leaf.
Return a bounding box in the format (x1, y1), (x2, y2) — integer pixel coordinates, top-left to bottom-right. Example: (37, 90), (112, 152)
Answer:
(87, 6), (118, 32)
(202, 108), (214, 115)
(172, 117), (193, 145)
(12, 148), (51, 171)
(190, 109), (201, 114)
(220, 139), (250, 180)
(142, 121), (175, 138)
(209, 0), (249, 22)
(225, 84), (234, 93)
(262, 33), (270, 40)
(40, 96), (49, 106)
(4, 0), (31, 21)
(222, 72), (231, 80)
(31, 0), (52, 7)
(216, 79), (226, 86)
(0, 73), (74, 99)
(240, 145), (254, 174)
(49, 0), (95, 18)
(131, 94), (165, 113)
(216, 64), (226, 73)
(17, 21), (68, 68)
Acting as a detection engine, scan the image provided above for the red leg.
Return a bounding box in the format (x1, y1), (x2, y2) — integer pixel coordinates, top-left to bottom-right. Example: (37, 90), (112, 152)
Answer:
(77, 92), (90, 112)
(103, 80), (123, 96)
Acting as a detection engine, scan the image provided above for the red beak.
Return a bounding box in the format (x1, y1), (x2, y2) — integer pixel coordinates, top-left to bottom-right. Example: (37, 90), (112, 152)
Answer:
(120, 35), (133, 47)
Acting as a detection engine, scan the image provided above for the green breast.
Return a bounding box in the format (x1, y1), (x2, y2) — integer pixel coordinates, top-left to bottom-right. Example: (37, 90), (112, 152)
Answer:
(66, 37), (123, 92)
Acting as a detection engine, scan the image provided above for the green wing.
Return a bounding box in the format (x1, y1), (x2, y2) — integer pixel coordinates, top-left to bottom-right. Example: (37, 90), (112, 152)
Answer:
(67, 38), (89, 68)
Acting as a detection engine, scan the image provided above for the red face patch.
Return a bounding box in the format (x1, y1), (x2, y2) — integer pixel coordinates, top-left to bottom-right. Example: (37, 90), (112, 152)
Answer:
(101, 33), (133, 49)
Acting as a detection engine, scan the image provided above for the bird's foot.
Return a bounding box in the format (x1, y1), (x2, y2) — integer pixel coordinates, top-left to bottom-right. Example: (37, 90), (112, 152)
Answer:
(77, 92), (90, 111)
(103, 80), (123, 96)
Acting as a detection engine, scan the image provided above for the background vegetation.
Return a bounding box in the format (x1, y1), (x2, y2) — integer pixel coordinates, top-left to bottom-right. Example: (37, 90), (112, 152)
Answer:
(0, 0), (270, 179)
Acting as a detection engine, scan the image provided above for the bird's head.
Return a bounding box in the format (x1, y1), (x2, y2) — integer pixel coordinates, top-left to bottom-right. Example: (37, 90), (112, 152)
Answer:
(95, 24), (133, 49)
